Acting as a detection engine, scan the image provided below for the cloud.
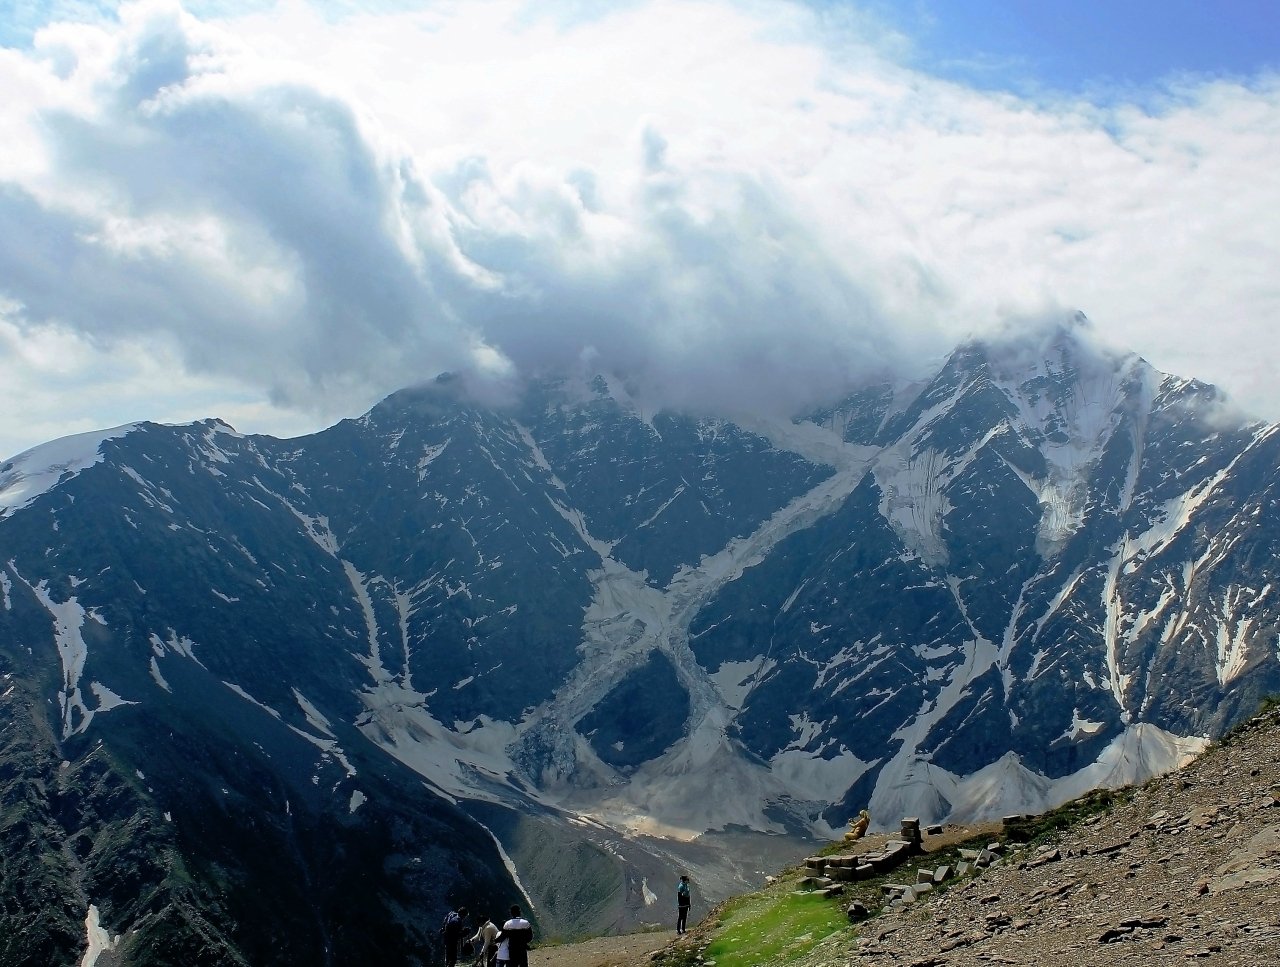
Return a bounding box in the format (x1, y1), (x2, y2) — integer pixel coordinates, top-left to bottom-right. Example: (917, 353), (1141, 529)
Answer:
(0, 0), (1278, 457)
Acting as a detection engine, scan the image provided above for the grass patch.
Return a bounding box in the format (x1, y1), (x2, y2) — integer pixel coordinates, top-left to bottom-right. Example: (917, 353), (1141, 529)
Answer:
(698, 890), (849, 967)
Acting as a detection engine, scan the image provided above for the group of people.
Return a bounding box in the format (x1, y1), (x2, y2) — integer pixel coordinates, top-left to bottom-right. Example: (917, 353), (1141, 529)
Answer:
(441, 905), (532, 967)
(441, 874), (693, 965)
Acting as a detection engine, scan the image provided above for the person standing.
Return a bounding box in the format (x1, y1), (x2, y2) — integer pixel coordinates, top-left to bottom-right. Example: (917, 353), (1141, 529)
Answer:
(469, 913), (499, 967)
(676, 875), (691, 934)
(495, 904), (533, 967)
(441, 905), (468, 967)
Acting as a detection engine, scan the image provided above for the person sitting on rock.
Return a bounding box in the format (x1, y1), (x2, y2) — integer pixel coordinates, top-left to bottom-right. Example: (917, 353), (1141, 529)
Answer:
(845, 809), (870, 842)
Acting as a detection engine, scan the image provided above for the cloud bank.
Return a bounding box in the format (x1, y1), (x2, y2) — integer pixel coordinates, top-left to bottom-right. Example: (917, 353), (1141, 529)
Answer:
(1, 0), (1278, 455)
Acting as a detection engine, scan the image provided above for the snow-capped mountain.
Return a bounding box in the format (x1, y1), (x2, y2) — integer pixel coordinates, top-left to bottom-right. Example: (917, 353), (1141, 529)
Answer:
(3, 315), (1278, 963)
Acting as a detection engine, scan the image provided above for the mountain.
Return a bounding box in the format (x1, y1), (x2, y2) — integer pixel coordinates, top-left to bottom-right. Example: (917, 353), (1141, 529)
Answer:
(3, 315), (1279, 963)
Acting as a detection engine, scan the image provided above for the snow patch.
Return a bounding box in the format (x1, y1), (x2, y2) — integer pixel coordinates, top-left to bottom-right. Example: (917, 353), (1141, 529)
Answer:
(80, 904), (119, 967)
(223, 681), (282, 719)
(417, 441), (450, 479)
(20, 575), (95, 739)
(88, 681), (136, 714)
(1058, 708), (1106, 742)
(0, 425), (137, 518)
(293, 689), (335, 738)
(708, 658), (772, 711)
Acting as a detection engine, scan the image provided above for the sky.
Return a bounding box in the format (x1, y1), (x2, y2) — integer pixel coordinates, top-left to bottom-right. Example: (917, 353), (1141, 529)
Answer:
(0, 0), (1278, 458)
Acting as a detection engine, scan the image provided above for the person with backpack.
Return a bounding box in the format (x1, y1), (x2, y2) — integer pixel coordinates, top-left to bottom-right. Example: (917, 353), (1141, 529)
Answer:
(441, 905), (468, 967)
(676, 875), (691, 934)
(494, 904), (532, 967)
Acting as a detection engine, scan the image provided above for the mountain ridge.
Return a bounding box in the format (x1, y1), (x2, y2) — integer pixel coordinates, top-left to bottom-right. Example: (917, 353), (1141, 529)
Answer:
(3, 316), (1279, 961)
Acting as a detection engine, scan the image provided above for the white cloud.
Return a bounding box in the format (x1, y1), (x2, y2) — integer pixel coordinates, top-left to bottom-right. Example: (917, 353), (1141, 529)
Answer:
(1, 0), (1278, 457)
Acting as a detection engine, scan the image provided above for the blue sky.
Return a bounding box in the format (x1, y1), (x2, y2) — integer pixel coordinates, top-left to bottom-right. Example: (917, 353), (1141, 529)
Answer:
(0, 0), (1278, 456)
(849, 0), (1280, 93)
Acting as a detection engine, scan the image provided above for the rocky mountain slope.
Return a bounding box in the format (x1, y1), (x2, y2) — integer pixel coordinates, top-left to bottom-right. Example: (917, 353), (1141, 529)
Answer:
(3, 315), (1280, 961)
(699, 701), (1280, 967)
(849, 704), (1280, 966)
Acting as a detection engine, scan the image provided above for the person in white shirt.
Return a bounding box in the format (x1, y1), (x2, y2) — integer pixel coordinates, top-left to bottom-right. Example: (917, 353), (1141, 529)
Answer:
(495, 904), (533, 967)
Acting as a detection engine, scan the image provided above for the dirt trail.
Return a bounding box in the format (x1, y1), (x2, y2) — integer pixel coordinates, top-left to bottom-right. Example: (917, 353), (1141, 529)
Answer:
(526, 929), (676, 967)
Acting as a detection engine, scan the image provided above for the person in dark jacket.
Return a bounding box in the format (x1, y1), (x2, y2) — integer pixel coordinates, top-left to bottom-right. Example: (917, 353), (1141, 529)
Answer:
(676, 875), (691, 934)
(442, 905), (468, 967)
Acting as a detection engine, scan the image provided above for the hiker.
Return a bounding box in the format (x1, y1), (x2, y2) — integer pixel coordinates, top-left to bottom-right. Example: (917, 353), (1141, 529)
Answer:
(441, 905), (468, 967)
(469, 913), (499, 967)
(676, 874), (691, 934)
(495, 904), (533, 967)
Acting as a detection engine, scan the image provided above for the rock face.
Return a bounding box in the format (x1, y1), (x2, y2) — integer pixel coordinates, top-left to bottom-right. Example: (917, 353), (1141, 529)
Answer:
(3, 317), (1280, 960)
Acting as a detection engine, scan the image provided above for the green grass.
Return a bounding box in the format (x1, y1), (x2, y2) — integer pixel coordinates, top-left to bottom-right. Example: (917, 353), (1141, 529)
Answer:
(698, 890), (850, 967)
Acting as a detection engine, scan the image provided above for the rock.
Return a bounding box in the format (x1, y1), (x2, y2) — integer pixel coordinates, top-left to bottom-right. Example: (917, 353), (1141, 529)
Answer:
(1119, 916), (1169, 929)
(1096, 926), (1134, 943)
(1027, 847), (1061, 868)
